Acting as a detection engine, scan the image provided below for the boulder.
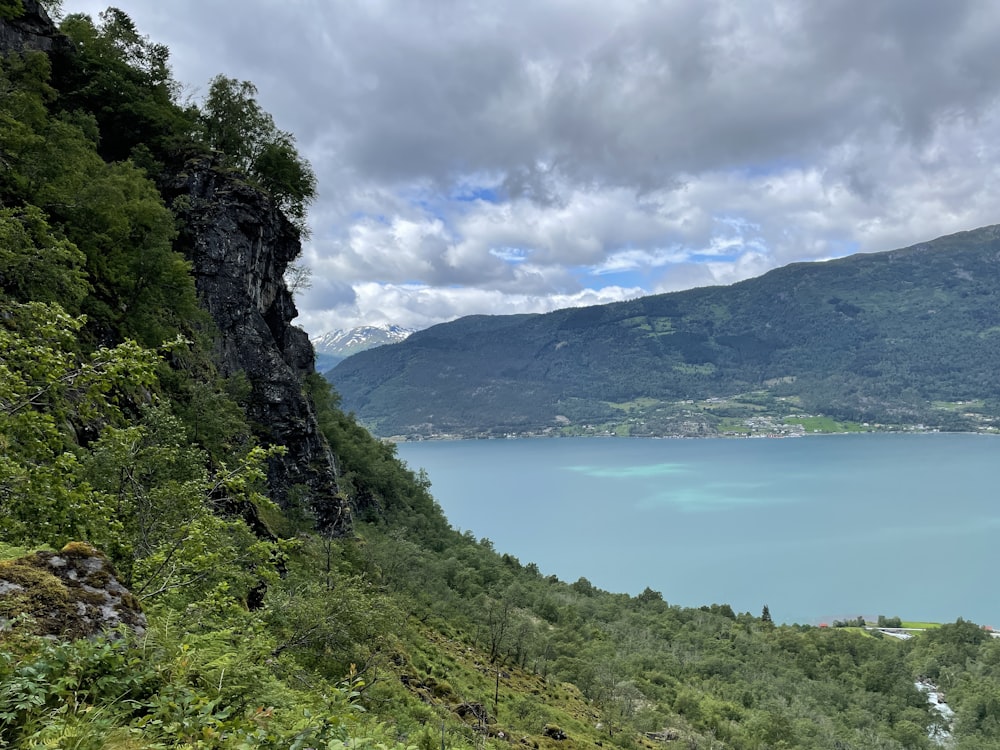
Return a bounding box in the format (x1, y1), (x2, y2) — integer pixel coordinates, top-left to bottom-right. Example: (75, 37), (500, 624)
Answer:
(0, 542), (146, 640)
(542, 725), (567, 740)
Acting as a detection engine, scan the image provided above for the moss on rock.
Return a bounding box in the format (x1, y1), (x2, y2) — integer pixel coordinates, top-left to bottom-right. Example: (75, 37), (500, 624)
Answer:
(0, 542), (146, 641)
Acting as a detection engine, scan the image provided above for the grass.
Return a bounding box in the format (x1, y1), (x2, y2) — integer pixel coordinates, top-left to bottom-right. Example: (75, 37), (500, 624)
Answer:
(900, 621), (942, 629)
(931, 399), (986, 412)
(717, 418), (751, 434)
(783, 416), (863, 433)
(607, 397), (664, 413)
(392, 619), (639, 748)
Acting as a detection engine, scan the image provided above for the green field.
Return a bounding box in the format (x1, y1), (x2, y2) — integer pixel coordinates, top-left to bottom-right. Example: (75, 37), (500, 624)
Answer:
(784, 416), (864, 432)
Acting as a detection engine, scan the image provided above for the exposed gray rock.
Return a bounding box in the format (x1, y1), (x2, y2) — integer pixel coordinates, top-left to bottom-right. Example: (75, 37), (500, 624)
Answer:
(0, 0), (69, 55)
(0, 543), (146, 640)
(2, 5), (351, 536)
(166, 158), (350, 534)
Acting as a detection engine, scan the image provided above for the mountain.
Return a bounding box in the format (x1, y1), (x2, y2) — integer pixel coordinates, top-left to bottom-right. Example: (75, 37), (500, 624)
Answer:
(312, 324), (414, 372)
(7, 7), (1000, 750)
(330, 225), (1000, 437)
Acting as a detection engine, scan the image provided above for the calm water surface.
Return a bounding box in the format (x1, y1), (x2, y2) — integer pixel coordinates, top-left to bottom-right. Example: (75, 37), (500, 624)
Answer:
(396, 434), (1000, 625)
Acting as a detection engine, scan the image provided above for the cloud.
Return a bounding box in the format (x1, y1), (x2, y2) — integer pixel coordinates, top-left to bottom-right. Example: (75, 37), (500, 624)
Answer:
(296, 281), (645, 334)
(67, 0), (1000, 332)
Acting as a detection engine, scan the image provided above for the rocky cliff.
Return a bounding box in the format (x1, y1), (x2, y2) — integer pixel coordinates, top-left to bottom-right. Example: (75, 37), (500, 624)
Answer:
(0, 542), (146, 640)
(0, 0), (68, 55)
(0, 7), (350, 535)
(166, 159), (349, 534)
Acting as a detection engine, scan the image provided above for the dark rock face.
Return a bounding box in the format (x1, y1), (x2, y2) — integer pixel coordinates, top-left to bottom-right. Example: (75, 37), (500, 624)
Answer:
(2, 7), (350, 535)
(0, 543), (146, 640)
(0, 0), (69, 55)
(167, 159), (350, 534)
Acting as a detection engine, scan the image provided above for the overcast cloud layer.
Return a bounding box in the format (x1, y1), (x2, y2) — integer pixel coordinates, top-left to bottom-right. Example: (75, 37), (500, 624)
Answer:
(68, 0), (1000, 334)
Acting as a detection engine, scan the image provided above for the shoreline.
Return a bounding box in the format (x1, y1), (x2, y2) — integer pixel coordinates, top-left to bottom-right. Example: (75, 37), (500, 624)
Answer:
(387, 426), (1000, 443)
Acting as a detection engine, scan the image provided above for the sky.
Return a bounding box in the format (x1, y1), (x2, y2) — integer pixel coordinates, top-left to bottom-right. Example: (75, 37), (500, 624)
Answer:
(65, 1), (1000, 336)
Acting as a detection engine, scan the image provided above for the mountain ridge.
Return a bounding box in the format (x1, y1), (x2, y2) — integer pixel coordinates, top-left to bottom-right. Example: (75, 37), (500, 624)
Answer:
(311, 323), (414, 371)
(329, 224), (1000, 437)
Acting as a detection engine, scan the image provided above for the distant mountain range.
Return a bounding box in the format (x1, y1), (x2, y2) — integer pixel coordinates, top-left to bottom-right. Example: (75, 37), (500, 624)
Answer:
(311, 324), (414, 372)
(328, 225), (1000, 438)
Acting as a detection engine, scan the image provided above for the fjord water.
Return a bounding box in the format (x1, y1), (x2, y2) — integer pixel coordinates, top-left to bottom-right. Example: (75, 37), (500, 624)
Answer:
(396, 434), (1000, 626)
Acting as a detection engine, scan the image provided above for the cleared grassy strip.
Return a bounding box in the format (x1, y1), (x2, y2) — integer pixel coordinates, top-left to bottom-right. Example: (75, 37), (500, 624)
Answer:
(783, 416), (865, 432)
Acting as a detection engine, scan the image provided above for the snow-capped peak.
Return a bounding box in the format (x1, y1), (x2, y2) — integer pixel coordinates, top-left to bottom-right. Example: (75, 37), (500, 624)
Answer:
(311, 324), (414, 358)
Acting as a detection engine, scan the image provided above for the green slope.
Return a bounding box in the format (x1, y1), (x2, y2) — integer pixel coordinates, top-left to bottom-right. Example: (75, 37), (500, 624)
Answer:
(8, 8), (1000, 750)
(330, 227), (1000, 437)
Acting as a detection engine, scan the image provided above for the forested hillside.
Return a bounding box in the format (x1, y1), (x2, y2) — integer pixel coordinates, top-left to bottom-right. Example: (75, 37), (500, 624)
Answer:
(5, 4), (1000, 749)
(330, 227), (1000, 438)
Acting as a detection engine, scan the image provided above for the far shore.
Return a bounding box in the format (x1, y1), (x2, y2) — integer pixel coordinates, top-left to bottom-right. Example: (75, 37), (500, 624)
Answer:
(386, 426), (1000, 443)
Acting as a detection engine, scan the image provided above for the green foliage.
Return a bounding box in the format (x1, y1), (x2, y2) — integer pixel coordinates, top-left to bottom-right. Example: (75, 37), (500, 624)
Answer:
(0, 617), (397, 750)
(56, 9), (198, 169)
(48, 157), (200, 346)
(0, 302), (160, 546)
(0, 0), (23, 21)
(8, 8), (1000, 750)
(0, 47), (201, 347)
(306, 374), (448, 542)
(0, 205), (88, 310)
(0, 630), (157, 747)
(331, 225), (1000, 437)
(81, 403), (279, 597)
(200, 75), (316, 225)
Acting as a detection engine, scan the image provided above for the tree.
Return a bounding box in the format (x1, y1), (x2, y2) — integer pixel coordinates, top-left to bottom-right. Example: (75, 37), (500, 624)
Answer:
(0, 0), (23, 21)
(0, 302), (159, 546)
(483, 596), (513, 663)
(761, 604), (773, 624)
(0, 45), (200, 346)
(0, 205), (88, 310)
(56, 9), (197, 167)
(200, 75), (316, 226)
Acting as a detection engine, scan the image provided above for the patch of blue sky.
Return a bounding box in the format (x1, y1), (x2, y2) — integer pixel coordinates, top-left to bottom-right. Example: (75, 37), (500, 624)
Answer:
(565, 264), (648, 290)
(736, 159), (804, 179)
(823, 239), (861, 259)
(688, 251), (741, 263)
(349, 211), (391, 225)
(451, 185), (502, 203)
(573, 246), (686, 290)
(715, 215), (762, 233)
(446, 172), (506, 204)
(688, 230), (769, 263)
(489, 246), (532, 263)
(588, 269), (648, 289)
(391, 182), (449, 221)
(564, 462), (690, 479)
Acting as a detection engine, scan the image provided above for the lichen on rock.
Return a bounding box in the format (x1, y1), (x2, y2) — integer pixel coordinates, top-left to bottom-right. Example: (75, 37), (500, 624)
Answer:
(0, 542), (146, 640)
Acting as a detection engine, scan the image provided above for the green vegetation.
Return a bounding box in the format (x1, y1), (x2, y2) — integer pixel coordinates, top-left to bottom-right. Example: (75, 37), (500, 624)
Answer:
(783, 416), (864, 433)
(5, 6), (1000, 749)
(330, 231), (1000, 438)
(201, 75), (317, 227)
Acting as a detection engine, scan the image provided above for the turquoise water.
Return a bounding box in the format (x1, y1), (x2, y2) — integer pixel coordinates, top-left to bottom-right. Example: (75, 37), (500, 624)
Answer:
(396, 434), (1000, 625)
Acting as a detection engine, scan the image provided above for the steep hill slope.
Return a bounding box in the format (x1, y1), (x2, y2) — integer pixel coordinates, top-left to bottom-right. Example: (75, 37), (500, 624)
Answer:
(330, 226), (1000, 437)
(7, 7), (1000, 750)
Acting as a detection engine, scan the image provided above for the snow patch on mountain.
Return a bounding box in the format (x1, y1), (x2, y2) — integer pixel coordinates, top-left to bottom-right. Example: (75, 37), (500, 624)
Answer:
(311, 324), (414, 372)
